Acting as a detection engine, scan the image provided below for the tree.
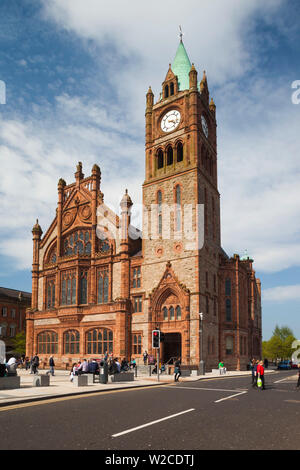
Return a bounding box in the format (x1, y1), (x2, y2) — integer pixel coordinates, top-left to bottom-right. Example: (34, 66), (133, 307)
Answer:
(11, 331), (26, 356)
(263, 326), (296, 361)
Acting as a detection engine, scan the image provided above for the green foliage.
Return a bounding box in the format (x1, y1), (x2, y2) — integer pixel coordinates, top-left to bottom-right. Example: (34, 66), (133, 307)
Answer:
(11, 331), (26, 356)
(264, 326), (296, 361)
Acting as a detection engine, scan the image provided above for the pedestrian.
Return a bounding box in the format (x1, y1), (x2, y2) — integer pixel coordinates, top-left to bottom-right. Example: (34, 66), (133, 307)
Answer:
(143, 350), (148, 365)
(130, 358), (136, 369)
(257, 360), (265, 390)
(46, 355), (55, 376)
(296, 364), (300, 390)
(32, 353), (39, 375)
(250, 358), (256, 385)
(252, 360), (259, 388)
(218, 360), (226, 375)
(77, 359), (89, 375)
(174, 358), (181, 382)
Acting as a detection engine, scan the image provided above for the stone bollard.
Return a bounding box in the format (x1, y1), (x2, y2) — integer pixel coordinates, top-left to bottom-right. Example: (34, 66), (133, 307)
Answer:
(33, 374), (50, 387)
(73, 375), (88, 386)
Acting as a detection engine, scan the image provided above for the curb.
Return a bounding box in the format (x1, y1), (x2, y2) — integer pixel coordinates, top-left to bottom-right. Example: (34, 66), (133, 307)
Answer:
(0, 381), (168, 408)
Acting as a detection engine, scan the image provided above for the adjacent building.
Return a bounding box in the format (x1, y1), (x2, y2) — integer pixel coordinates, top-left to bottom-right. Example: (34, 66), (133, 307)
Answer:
(0, 287), (31, 355)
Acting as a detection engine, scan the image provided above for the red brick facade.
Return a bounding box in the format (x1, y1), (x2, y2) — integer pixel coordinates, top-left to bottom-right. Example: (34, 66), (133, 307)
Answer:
(0, 287), (31, 355)
(26, 42), (262, 371)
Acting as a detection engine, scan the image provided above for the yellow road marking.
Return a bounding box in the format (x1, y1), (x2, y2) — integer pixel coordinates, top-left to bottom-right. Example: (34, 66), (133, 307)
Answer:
(0, 385), (164, 413)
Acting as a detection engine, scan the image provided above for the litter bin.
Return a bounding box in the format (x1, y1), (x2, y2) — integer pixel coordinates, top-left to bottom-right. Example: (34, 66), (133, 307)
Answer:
(99, 362), (108, 384)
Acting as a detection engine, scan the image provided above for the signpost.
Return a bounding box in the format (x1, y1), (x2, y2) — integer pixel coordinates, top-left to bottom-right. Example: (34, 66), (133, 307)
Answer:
(152, 330), (160, 382)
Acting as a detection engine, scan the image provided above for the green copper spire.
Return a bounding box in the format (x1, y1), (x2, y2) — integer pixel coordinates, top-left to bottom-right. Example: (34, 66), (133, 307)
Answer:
(171, 40), (192, 91)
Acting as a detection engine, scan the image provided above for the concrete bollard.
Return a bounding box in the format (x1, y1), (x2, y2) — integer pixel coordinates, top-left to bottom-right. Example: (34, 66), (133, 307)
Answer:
(33, 374), (50, 387)
(73, 375), (88, 386)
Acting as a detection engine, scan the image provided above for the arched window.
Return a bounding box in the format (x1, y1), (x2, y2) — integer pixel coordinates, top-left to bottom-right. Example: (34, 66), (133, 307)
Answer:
(157, 149), (164, 169)
(80, 271), (88, 304)
(38, 331), (58, 354)
(175, 185), (181, 232)
(46, 278), (55, 309)
(164, 85), (169, 98)
(157, 190), (162, 236)
(163, 306), (168, 321)
(176, 142), (183, 162)
(167, 146), (173, 166)
(63, 230), (91, 256)
(176, 305), (181, 320)
(86, 328), (113, 355)
(170, 82), (174, 95)
(226, 299), (232, 322)
(98, 267), (109, 304)
(226, 336), (234, 355)
(47, 245), (57, 264)
(64, 330), (80, 354)
(169, 306), (174, 321)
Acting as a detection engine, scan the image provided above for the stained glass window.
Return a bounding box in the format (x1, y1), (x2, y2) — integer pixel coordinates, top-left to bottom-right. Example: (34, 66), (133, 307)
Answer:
(98, 267), (109, 304)
(61, 271), (76, 305)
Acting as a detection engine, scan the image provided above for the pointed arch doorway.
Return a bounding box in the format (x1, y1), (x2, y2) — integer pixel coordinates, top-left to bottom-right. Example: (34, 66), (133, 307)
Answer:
(161, 332), (181, 364)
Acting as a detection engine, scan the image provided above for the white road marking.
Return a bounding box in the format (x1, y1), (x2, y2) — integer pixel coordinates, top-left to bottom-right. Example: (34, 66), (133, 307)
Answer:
(165, 386), (247, 393)
(112, 408), (195, 438)
(274, 377), (296, 384)
(214, 391), (248, 403)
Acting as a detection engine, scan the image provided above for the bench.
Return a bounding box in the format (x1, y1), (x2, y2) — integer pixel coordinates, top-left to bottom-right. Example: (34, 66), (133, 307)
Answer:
(212, 368), (226, 375)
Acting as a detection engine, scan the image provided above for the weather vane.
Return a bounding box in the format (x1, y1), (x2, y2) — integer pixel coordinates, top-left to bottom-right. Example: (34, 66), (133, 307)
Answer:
(179, 25), (184, 41)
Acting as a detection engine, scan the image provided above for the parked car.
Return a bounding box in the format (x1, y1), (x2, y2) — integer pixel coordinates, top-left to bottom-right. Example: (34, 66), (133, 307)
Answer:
(277, 360), (291, 370)
(290, 362), (299, 369)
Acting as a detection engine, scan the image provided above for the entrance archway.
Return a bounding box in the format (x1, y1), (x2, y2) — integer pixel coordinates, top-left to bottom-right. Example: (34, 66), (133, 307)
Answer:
(161, 333), (181, 364)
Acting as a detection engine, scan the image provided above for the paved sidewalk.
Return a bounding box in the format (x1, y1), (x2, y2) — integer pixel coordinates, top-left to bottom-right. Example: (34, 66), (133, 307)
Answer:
(0, 369), (276, 407)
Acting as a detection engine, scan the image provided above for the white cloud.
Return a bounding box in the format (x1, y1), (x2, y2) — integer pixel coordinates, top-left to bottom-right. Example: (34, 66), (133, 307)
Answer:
(263, 284), (300, 302)
(2, 0), (300, 279)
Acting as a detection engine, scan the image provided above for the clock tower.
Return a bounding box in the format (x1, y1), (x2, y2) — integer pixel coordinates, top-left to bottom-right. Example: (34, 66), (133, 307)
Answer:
(142, 39), (221, 365)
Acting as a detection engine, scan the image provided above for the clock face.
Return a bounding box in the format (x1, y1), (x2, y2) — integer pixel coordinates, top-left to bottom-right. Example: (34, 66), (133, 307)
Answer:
(161, 110), (181, 133)
(201, 115), (209, 138)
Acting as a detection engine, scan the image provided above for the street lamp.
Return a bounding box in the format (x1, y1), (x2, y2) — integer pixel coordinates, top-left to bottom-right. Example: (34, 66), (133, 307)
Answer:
(199, 312), (205, 375)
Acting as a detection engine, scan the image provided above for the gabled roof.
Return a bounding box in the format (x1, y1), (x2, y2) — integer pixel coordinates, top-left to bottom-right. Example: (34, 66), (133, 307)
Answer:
(0, 287), (31, 302)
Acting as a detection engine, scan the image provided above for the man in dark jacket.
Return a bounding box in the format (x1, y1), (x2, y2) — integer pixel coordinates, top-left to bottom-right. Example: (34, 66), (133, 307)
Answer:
(32, 353), (39, 375)
(48, 356), (55, 376)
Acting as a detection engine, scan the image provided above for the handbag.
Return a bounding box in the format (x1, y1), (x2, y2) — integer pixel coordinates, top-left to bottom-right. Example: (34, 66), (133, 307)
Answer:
(257, 377), (262, 388)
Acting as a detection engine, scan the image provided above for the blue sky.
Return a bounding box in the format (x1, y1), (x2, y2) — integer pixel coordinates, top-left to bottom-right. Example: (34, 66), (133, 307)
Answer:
(0, 0), (299, 340)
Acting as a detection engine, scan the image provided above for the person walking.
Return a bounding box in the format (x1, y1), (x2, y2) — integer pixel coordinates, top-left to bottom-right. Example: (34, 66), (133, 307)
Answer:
(47, 355), (55, 376)
(252, 360), (259, 388)
(296, 364), (300, 390)
(32, 353), (39, 375)
(143, 351), (148, 365)
(257, 360), (265, 390)
(174, 358), (181, 382)
(250, 358), (256, 385)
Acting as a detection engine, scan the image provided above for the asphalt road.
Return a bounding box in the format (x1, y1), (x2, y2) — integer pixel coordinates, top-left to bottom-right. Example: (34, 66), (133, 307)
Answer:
(0, 370), (299, 450)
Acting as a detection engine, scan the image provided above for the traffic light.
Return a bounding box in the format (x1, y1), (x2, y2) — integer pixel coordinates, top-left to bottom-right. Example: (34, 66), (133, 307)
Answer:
(152, 330), (160, 348)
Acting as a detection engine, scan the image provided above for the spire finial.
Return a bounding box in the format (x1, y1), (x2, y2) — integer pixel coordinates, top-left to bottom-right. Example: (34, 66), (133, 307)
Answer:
(179, 25), (183, 42)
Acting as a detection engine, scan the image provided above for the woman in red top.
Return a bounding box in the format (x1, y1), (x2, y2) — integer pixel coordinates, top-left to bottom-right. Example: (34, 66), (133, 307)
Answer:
(257, 360), (265, 390)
